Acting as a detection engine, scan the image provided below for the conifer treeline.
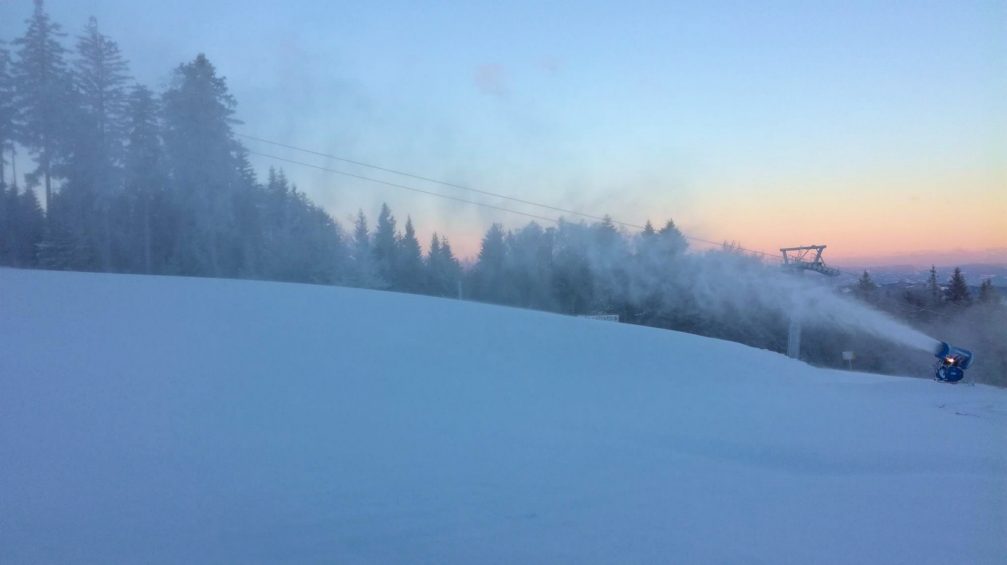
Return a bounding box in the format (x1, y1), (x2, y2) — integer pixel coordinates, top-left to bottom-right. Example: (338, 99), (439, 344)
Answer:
(0, 0), (691, 306)
(0, 1), (345, 279)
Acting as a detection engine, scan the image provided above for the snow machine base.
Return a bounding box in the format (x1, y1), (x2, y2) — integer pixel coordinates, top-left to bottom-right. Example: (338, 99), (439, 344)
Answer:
(932, 342), (973, 384)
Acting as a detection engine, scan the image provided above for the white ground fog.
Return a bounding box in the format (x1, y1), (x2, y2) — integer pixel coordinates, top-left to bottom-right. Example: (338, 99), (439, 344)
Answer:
(1, 269), (1005, 563)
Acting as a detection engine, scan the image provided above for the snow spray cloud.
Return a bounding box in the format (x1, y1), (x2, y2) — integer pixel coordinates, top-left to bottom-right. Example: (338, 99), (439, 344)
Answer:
(565, 222), (942, 353)
(677, 251), (941, 353)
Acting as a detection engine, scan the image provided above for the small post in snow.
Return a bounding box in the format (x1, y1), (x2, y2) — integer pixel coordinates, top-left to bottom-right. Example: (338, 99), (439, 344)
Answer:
(842, 350), (854, 370)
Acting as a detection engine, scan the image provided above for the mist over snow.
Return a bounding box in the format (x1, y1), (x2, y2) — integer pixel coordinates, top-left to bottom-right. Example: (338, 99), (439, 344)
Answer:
(550, 223), (943, 354)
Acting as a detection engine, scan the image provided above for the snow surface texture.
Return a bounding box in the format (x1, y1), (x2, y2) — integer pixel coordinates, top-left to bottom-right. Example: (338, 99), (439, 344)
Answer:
(1, 268), (1005, 564)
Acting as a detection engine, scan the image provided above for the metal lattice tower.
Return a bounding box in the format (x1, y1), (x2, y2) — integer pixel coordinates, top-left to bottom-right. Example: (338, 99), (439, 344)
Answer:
(780, 245), (841, 277)
(780, 245), (841, 359)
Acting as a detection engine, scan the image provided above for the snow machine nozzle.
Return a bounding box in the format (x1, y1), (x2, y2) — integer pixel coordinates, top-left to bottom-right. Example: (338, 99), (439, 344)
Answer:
(933, 342), (974, 383)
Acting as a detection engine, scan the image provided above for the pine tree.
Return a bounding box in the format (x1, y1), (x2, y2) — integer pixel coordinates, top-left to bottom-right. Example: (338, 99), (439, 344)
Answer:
(12, 0), (73, 212)
(551, 221), (594, 313)
(927, 265), (941, 306)
(349, 209), (382, 288)
(946, 267), (971, 305)
(74, 17), (129, 165)
(122, 84), (164, 273)
(161, 53), (245, 276)
(372, 203), (398, 286)
(395, 216), (424, 292)
(65, 16), (131, 269)
(0, 185), (15, 263)
(3, 185), (47, 266)
(426, 233), (462, 297)
(471, 223), (509, 303)
(504, 222), (554, 309)
(0, 42), (15, 189)
(426, 233), (443, 293)
(856, 270), (877, 301)
(978, 279), (999, 305)
(657, 219), (688, 256)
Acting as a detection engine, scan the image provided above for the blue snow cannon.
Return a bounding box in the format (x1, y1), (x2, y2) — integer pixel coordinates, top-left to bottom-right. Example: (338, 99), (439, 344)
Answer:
(933, 342), (974, 383)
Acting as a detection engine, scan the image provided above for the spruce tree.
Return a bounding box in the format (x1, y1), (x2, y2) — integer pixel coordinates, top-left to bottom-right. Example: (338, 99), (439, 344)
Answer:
(14, 187), (45, 265)
(946, 267), (971, 305)
(856, 270), (877, 301)
(122, 84), (164, 273)
(657, 219), (688, 256)
(372, 203), (398, 286)
(349, 209), (381, 288)
(395, 216), (424, 292)
(927, 265), (941, 306)
(67, 17), (131, 269)
(12, 0), (73, 212)
(0, 42), (15, 189)
(504, 222), (555, 310)
(5, 184), (47, 267)
(978, 279), (999, 305)
(0, 185), (13, 263)
(427, 233), (442, 293)
(161, 54), (244, 276)
(551, 221), (594, 313)
(74, 17), (129, 167)
(427, 233), (462, 297)
(472, 223), (509, 302)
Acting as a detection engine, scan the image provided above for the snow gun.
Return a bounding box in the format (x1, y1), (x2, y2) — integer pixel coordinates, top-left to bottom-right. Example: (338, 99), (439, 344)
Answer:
(932, 342), (974, 383)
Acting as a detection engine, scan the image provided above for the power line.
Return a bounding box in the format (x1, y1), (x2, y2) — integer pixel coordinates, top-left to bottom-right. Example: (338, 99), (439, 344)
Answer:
(240, 133), (779, 258)
(238, 133), (626, 226)
(246, 150), (563, 226)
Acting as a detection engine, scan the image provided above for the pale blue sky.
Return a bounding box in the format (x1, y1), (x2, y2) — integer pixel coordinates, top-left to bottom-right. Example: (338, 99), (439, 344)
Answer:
(2, 0), (1004, 262)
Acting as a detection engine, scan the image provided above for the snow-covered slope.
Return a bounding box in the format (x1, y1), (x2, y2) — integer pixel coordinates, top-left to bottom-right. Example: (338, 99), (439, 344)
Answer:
(1, 268), (1004, 564)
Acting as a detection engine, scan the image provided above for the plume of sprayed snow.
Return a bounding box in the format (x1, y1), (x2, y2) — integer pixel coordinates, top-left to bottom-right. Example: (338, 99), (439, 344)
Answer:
(684, 250), (940, 353)
(565, 221), (942, 354)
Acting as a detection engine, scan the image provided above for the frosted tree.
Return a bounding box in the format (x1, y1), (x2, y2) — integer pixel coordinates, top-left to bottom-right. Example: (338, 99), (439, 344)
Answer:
(927, 265), (941, 306)
(657, 219), (688, 256)
(64, 16), (132, 268)
(161, 54), (244, 276)
(348, 210), (382, 288)
(471, 223), (509, 303)
(74, 17), (129, 167)
(372, 203), (398, 286)
(856, 270), (878, 302)
(0, 42), (15, 189)
(550, 221), (595, 314)
(426, 234), (462, 297)
(12, 0), (73, 212)
(1, 186), (45, 266)
(504, 222), (555, 309)
(977, 279), (999, 305)
(946, 267), (971, 305)
(122, 84), (164, 273)
(395, 216), (424, 292)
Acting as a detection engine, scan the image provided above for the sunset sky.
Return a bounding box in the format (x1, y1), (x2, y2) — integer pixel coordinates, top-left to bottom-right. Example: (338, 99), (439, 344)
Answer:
(2, 0), (1005, 265)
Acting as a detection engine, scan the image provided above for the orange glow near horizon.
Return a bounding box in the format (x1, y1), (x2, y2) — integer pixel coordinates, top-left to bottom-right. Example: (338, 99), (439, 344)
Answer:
(691, 167), (1005, 265)
(413, 166), (1006, 267)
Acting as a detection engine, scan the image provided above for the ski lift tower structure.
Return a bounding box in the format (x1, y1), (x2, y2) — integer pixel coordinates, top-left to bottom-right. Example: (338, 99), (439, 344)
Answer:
(780, 245), (840, 359)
